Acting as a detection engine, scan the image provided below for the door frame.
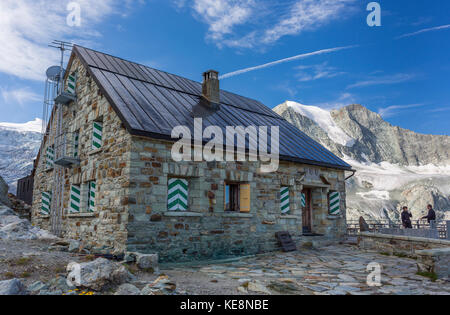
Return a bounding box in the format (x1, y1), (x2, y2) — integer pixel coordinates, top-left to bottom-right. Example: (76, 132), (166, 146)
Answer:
(302, 188), (312, 234)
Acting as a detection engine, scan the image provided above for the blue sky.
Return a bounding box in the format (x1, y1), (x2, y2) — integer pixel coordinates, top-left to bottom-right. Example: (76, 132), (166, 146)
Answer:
(0, 0), (449, 135)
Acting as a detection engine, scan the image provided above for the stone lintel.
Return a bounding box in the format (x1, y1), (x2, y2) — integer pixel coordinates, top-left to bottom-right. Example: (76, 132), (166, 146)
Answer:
(164, 211), (204, 217)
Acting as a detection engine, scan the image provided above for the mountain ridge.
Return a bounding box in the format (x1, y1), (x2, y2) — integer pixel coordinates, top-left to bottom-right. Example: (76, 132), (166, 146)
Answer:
(0, 119), (42, 193)
(274, 101), (450, 222)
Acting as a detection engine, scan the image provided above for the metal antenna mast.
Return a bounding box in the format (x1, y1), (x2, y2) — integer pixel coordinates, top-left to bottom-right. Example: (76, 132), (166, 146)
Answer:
(44, 40), (73, 237)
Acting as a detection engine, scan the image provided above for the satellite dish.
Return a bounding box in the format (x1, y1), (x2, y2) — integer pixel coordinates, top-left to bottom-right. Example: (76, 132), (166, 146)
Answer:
(46, 66), (64, 82)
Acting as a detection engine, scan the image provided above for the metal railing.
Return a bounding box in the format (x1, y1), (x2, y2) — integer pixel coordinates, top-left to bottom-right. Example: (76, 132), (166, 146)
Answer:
(347, 219), (448, 240)
(54, 132), (80, 164)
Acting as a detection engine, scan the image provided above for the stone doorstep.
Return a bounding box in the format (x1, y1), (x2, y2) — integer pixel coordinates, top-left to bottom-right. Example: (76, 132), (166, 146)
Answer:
(359, 232), (450, 246)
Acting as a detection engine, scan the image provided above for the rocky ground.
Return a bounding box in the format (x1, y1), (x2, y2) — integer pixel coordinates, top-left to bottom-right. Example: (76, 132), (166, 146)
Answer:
(0, 238), (448, 295)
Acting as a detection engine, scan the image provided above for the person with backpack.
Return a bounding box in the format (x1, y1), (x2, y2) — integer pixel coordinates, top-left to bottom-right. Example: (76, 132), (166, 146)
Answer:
(401, 206), (413, 229)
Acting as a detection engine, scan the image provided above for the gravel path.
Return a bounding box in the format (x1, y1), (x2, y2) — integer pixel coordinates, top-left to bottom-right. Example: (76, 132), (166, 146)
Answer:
(1, 240), (448, 295)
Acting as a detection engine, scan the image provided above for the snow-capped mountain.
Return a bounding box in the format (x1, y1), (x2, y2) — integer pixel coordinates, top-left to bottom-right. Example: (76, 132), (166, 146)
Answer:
(274, 101), (450, 222)
(0, 119), (42, 193)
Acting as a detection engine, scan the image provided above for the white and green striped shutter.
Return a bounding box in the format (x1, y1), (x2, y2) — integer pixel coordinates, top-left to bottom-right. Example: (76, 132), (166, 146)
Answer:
(301, 193), (306, 208)
(88, 182), (97, 212)
(46, 146), (54, 168)
(280, 187), (290, 214)
(67, 73), (76, 95)
(92, 122), (103, 150)
(41, 192), (52, 215)
(70, 185), (81, 213)
(88, 181), (96, 213)
(73, 132), (79, 158)
(168, 178), (188, 211)
(329, 192), (341, 215)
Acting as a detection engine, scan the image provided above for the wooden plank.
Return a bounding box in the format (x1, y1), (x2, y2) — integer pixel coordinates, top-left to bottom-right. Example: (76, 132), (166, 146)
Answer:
(275, 231), (297, 252)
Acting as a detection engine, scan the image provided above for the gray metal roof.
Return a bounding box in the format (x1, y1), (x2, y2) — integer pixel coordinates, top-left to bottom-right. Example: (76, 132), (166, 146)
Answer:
(73, 45), (352, 170)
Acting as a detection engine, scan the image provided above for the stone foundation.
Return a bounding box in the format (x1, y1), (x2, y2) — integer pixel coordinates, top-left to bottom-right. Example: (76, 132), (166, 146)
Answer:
(358, 232), (450, 258)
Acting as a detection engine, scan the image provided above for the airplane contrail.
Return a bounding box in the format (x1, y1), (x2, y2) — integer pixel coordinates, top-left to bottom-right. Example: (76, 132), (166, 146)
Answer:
(219, 45), (358, 80)
(397, 24), (450, 39)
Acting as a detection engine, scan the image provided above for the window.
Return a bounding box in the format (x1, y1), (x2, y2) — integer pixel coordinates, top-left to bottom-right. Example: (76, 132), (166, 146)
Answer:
(329, 191), (341, 215)
(88, 181), (96, 213)
(280, 187), (290, 214)
(225, 183), (250, 213)
(46, 145), (55, 169)
(168, 178), (189, 211)
(92, 121), (103, 150)
(73, 131), (80, 158)
(41, 191), (52, 215)
(70, 185), (81, 214)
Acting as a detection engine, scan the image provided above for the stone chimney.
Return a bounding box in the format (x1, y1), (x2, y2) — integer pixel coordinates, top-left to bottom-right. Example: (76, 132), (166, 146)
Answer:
(202, 70), (220, 105)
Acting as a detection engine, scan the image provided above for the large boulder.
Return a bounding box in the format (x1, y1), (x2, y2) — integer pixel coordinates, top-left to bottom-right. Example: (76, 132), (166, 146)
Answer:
(0, 205), (56, 240)
(136, 253), (159, 271)
(0, 176), (12, 208)
(66, 258), (132, 291)
(115, 283), (141, 296)
(359, 216), (370, 232)
(141, 276), (177, 295)
(0, 279), (29, 295)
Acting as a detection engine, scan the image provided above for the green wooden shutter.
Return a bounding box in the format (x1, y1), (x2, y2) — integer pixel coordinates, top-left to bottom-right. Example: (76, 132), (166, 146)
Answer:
(168, 178), (188, 211)
(70, 185), (81, 213)
(88, 181), (96, 213)
(280, 187), (290, 214)
(67, 74), (76, 95)
(301, 193), (306, 208)
(329, 192), (341, 215)
(73, 132), (79, 158)
(92, 122), (103, 150)
(46, 146), (54, 168)
(41, 192), (52, 215)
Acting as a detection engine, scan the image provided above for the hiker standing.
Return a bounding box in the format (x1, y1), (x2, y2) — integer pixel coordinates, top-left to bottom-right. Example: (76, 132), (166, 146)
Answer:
(401, 206), (413, 229)
(421, 204), (436, 224)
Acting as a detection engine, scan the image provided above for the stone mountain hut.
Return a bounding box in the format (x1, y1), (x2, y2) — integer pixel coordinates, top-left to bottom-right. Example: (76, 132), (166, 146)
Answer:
(31, 46), (354, 262)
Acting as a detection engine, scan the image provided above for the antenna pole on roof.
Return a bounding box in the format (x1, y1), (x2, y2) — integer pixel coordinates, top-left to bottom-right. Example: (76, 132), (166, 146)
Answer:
(49, 40), (73, 93)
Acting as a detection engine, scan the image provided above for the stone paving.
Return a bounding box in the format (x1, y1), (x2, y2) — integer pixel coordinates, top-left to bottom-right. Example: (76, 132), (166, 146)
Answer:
(165, 245), (450, 295)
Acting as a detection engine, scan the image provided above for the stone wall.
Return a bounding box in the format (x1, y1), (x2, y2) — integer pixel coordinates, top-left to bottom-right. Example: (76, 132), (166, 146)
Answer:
(126, 137), (348, 262)
(358, 232), (450, 257)
(416, 248), (450, 279)
(31, 56), (132, 254)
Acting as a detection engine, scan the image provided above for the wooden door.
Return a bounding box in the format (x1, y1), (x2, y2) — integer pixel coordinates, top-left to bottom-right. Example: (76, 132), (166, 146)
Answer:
(302, 188), (312, 234)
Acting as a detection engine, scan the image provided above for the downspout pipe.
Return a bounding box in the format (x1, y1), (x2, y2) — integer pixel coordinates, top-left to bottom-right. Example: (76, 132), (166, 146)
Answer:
(345, 169), (357, 181)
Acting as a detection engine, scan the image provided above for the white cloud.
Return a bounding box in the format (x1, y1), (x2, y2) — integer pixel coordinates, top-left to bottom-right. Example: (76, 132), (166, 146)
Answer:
(220, 45), (356, 79)
(0, 0), (143, 81)
(295, 62), (346, 82)
(262, 0), (356, 44)
(378, 104), (425, 118)
(178, 0), (357, 48)
(397, 24), (450, 39)
(1, 87), (41, 105)
(347, 73), (416, 89)
(189, 0), (256, 41)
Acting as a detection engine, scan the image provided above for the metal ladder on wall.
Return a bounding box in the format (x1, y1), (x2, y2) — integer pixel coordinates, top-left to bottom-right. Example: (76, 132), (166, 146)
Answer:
(50, 103), (65, 237)
(47, 41), (72, 238)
